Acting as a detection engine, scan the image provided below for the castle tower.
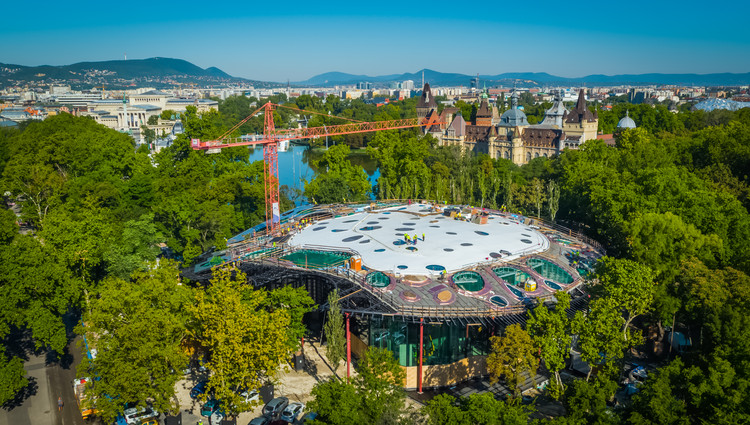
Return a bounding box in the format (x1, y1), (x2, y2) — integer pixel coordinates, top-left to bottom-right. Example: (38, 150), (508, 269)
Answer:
(562, 89), (598, 143)
(416, 83), (438, 121)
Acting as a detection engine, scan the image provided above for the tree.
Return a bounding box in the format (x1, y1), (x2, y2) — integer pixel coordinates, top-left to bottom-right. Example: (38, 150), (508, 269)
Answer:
(258, 285), (315, 354)
(354, 347), (406, 423)
(527, 291), (572, 398)
(572, 299), (630, 381)
(308, 347), (406, 425)
(323, 289), (345, 375)
(562, 376), (619, 424)
(531, 178), (544, 218)
(422, 393), (532, 425)
(305, 144), (370, 203)
(307, 378), (364, 425)
(547, 179), (560, 221)
(596, 257), (656, 341)
(188, 265), (293, 415)
(487, 324), (539, 395)
(79, 261), (191, 422)
(0, 353), (28, 405)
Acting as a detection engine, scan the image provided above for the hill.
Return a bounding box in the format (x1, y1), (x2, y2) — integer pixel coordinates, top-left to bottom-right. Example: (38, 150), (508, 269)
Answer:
(0, 57), (279, 89)
(295, 69), (750, 87)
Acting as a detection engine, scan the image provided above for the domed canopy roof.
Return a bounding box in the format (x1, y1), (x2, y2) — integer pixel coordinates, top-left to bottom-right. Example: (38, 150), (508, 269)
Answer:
(498, 90), (528, 127)
(617, 110), (636, 129)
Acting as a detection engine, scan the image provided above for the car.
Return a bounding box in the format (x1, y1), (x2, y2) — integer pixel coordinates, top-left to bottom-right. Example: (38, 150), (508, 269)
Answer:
(299, 412), (318, 424)
(248, 417), (271, 425)
(200, 399), (222, 417)
(141, 420), (158, 425)
(262, 397), (289, 419)
(190, 381), (208, 399)
(122, 405), (158, 425)
(239, 388), (260, 404)
(280, 402), (304, 423)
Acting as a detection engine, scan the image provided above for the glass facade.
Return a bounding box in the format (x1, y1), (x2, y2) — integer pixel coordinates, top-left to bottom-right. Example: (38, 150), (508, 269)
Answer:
(526, 258), (574, 284)
(368, 316), (492, 366)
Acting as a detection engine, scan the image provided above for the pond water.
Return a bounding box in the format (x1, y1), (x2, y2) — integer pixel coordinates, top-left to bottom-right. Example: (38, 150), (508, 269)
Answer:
(248, 144), (380, 202)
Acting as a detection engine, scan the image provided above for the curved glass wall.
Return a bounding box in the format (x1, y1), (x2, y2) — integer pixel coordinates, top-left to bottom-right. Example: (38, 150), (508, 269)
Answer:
(369, 317), (491, 366)
(526, 258), (574, 284)
(452, 271), (484, 292)
(492, 267), (531, 286)
(366, 271), (390, 288)
(280, 250), (351, 269)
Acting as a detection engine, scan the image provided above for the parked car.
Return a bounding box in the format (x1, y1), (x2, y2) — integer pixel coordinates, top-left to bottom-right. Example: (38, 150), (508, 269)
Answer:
(239, 388), (260, 404)
(200, 399), (222, 417)
(263, 397), (289, 419)
(280, 402), (304, 423)
(298, 412), (318, 424)
(190, 381), (208, 399)
(122, 405), (158, 425)
(248, 417), (271, 425)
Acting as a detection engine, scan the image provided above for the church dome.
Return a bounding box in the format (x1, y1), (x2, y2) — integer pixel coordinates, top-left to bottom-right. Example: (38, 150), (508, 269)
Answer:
(617, 110), (636, 129)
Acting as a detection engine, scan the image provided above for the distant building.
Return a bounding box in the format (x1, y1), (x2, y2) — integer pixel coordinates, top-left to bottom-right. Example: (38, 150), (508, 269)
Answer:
(420, 83), (599, 165)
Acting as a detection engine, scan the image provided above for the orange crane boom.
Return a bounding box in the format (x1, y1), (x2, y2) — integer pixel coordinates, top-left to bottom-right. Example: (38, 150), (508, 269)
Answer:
(190, 102), (443, 232)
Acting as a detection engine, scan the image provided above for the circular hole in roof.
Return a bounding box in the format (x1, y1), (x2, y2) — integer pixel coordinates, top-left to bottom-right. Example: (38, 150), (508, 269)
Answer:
(403, 222), (416, 226)
(398, 207), (407, 210)
(377, 217), (389, 220)
(429, 225), (440, 228)
(343, 219), (358, 223)
(490, 252), (502, 258)
(313, 227), (326, 231)
(397, 265), (408, 270)
(426, 264), (446, 271)
(331, 229), (346, 232)
(359, 239), (370, 244)
(502, 222), (510, 225)
(318, 222), (329, 225)
(488, 217), (496, 220)
(521, 233), (531, 237)
(359, 226), (382, 231)
(342, 235), (363, 242)
(395, 228), (415, 231)
(367, 221), (379, 224)
(443, 248), (454, 252)
(475, 231), (489, 236)
(446, 232), (457, 235)
(393, 240), (406, 246)
(382, 212), (391, 214)
(525, 228), (533, 231)
(430, 220), (438, 223)
(521, 239), (533, 244)
(406, 246), (418, 251)
(461, 243), (473, 246)
(375, 248), (386, 252)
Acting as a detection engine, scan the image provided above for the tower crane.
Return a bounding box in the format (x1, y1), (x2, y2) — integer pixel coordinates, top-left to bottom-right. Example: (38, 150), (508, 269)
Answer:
(191, 102), (443, 233)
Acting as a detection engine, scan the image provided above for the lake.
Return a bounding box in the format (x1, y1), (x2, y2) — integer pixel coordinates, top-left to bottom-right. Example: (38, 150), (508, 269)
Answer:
(247, 143), (380, 202)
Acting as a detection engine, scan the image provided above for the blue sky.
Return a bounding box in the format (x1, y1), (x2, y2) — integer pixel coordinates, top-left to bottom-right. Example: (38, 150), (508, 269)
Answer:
(2, 0), (748, 82)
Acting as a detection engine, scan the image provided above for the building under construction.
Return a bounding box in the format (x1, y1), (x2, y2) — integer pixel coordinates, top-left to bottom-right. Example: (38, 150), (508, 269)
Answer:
(185, 201), (603, 391)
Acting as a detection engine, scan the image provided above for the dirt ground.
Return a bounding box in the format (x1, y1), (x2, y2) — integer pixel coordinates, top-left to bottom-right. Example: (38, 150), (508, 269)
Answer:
(175, 340), (359, 424)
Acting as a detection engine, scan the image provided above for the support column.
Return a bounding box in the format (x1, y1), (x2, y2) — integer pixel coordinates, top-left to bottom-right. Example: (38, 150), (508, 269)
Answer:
(418, 318), (424, 394)
(346, 312), (351, 382)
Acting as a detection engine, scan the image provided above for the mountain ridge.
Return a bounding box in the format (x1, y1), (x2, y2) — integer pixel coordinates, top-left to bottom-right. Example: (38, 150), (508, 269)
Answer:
(0, 57), (279, 88)
(295, 69), (750, 87)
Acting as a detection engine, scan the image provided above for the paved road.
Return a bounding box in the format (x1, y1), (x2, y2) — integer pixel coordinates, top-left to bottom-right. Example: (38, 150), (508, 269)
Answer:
(0, 336), (86, 425)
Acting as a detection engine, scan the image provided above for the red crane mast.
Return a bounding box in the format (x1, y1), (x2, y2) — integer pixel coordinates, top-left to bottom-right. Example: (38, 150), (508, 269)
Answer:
(191, 102), (442, 233)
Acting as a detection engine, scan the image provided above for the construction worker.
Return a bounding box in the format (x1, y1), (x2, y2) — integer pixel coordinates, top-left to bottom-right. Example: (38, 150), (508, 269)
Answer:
(422, 233), (425, 241)
(413, 234), (418, 245)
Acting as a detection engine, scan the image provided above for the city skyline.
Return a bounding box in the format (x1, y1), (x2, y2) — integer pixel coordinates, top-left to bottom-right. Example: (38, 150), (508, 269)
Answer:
(2, 0), (749, 82)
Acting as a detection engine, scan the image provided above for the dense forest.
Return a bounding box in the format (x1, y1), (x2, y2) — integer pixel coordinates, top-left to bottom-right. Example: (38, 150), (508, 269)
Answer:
(0, 94), (749, 423)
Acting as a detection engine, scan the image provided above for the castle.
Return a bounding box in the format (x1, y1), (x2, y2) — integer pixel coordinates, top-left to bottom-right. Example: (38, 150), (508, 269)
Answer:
(416, 83), (599, 165)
